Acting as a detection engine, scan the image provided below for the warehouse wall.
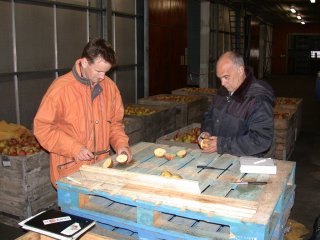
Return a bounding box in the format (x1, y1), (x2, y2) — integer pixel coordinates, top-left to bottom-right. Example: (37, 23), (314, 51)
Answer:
(0, 0), (144, 130)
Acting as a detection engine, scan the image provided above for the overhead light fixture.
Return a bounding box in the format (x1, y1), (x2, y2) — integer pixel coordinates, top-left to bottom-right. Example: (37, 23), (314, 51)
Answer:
(297, 15), (302, 20)
(290, 8), (296, 13)
(310, 0), (316, 3)
(301, 21), (305, 24)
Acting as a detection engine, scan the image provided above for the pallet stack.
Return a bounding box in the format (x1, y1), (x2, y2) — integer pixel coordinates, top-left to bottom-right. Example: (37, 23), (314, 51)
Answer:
(57, 142), (296, 240)
(124, 117), (144, 146)
(138, 94), (207, 129)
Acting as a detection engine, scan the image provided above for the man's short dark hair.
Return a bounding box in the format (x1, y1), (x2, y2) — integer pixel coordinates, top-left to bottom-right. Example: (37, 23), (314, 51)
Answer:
(82, 38), (116, 66)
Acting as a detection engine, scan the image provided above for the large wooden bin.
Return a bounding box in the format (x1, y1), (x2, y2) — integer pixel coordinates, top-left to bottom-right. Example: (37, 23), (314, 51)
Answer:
(124, 117), (144, 146)
(172, 87), (217, 106)
(273, 108), (296, 160)
(138, 94), (207, 129)
(275, 97), (303, 141)
(124, 104), (176, 142)
(0, 151), (57, 226)
(156, 123), (201, 149)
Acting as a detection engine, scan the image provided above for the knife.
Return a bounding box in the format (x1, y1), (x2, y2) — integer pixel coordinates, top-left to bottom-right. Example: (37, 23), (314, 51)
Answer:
(197, 165), (229, 171)
(232, 181), (268, 185)
(57, 149), (110, 168)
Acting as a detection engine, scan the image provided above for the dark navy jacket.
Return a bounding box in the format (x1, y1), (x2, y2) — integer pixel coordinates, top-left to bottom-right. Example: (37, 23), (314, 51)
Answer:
(201, 67), (275, 157)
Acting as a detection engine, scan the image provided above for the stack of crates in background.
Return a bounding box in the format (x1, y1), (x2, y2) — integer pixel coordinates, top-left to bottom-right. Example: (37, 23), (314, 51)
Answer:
(124, 104), (176, 142)
(273, 108), (295, 160)
(138, 94), (207, 129)
(275, 97), (303, 141)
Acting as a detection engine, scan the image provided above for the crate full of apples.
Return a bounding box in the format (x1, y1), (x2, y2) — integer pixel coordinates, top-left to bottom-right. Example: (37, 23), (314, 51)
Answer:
(124, 104), (176, 142)
(0, 121), (42, 156)
(138, 94), (208, 129)
(156, 123), (201, 149)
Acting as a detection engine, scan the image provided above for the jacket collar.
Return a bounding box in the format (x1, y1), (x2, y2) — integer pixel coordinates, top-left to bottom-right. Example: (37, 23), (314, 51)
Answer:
(72, 59), (103, 100)
(72, 60), (91, 86)
(218, 67), (254, 102)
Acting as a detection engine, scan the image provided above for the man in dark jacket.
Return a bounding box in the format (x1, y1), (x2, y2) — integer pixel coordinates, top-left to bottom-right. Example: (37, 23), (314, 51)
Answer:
(199, 51), (275, 157)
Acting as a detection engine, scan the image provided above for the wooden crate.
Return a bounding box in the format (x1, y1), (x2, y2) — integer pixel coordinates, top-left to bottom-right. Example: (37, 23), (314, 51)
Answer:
(124, 104), (176, 142)
(156, 123), (201, 149)
(172, 87), (217, 106)
(273, 108), (296, 160)
(275, 97), (303, 140)
(124, 117), (144, 146)
(138, 94), (207, 129)
(0, 151), (57, 226)
(57, 142), (296, 240)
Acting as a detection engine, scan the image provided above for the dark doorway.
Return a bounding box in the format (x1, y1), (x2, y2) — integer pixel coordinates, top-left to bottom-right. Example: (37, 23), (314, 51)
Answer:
(287, 34), (320, 75)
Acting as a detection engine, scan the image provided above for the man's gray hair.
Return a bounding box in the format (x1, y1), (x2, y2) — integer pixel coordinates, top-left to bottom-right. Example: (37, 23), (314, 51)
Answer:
(219, 51), (244, 67)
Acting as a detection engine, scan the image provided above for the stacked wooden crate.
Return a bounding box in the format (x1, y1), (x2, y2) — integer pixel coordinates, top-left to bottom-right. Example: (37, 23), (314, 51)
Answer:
(275, 97), (303, 141)
(124, 117), (144, 146)
(156, 123), (201, 149)
(172, 87), (217, 107)
(57, 142), (296, 240)
(273, 108), (295, 160)
(124, 104), (176, 142)
(138, 94), (207, 129)
(0, 151), (57, 226)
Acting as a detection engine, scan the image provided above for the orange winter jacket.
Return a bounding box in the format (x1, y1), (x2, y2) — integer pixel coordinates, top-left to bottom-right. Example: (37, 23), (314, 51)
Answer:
(34, 59), (129, 187)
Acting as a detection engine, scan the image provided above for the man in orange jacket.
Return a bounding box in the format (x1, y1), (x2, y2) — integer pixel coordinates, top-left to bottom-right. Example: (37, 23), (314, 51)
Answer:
(34, 38), (132, 188)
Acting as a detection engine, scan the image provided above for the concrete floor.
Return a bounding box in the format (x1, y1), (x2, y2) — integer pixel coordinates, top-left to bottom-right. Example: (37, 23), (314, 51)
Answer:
(0, 74), (319, 239)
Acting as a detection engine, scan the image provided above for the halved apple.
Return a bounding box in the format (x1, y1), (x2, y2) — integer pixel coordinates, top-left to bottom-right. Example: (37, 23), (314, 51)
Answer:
(116, 154), (128, 164)
(102, 157), (113, 168)
(164, 153), (176, 161)
(160, 170), (172, 178)
(171, 174), (183, 179)
(154, 148), (166, 158)
(176, 150), (187, 158)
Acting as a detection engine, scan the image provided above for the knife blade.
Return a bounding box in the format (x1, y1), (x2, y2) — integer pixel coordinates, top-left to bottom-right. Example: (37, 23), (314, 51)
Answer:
(232, 181), (268, 185)
(197, 165), (229, 171)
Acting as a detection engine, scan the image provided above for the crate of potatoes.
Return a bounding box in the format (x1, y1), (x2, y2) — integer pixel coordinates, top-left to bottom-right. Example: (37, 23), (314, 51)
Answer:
(0, 121), (56, 226)
(156, 123), (201, 149)
(124, 104), (176, 142)
(138, 94), (207, 129)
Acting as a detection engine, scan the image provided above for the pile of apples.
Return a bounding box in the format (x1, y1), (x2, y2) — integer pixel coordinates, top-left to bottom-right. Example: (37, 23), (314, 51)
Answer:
(151, 95), (195, 103)
(171, 127), (201, 144)
(183, 87), (217, 94)
(273, 110), (291, 120)
(0, 132), (42, 156)
(125, 106), (157, 116)
(275, 97), (300, 105)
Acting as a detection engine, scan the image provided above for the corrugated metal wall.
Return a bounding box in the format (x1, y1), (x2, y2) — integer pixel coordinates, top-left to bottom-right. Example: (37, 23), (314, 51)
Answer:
(0, 0), (144, 129)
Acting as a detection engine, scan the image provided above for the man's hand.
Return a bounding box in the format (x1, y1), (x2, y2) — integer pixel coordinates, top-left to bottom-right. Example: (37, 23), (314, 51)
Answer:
(201, 136), (218, 153)
(117, 146), (133, 163)
(75, 146), (94, 161)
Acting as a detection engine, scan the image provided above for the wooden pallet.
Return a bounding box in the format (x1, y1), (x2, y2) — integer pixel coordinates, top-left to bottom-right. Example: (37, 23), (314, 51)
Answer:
(124, 117), (144, 146)
(138, 94), (207, 129)
(57, 142), (295, 239)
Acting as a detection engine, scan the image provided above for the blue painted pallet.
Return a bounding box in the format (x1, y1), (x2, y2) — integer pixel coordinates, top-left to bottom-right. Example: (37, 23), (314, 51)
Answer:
(57, 142), (296, 240)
